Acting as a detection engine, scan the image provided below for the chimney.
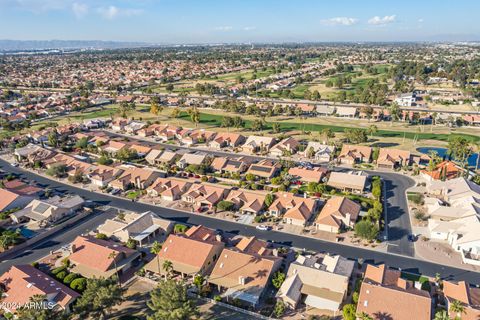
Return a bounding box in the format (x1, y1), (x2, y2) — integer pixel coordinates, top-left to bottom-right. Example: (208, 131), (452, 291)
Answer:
(70, 244), (76, 253)
(272, 248), (279, 257)
(215, 235), (222, 242)
(239, 276), (246, 285)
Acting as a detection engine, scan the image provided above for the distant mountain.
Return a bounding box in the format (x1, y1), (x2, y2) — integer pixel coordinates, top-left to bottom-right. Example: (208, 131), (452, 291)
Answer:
(0, 40), (149, 52)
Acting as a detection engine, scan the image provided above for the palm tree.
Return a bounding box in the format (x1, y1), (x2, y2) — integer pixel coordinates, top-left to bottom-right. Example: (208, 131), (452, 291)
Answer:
(108, 251), (120, 286)
(366, 124), (378, 139)
(474, 141), (480, 172)
(150, 241), (162, 275)
(434, 310), (449, 320)
(162, 260), (173, 280)
(449, 299), (466, 319)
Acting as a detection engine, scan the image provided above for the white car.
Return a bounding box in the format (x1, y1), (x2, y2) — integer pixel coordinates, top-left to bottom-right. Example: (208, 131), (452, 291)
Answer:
(11, 163), (19, 167)
(256, 225), (270, 231)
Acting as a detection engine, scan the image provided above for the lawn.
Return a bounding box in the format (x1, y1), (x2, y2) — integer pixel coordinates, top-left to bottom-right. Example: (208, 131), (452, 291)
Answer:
(401, 272), (431, 291)
(179, 111), (480, 143)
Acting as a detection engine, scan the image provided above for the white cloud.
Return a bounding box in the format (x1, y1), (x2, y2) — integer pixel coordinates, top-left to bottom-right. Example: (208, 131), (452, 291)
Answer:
(72, 2), (88, 19)
(214, 26), (233, 31)
(418, 18), (424, 23)
(368, 15), (396, 25)
(243, 26), (256, 31)
(97, 5), (143, 20)
(321, 17), (358, 26)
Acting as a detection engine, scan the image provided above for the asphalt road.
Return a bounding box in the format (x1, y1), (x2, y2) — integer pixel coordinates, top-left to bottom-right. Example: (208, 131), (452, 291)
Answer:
(0, 160), (478, 283)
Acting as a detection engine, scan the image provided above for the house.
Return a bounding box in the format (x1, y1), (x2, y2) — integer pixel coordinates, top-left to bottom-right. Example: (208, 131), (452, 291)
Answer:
(421, 161), (462, 181)
(177, 153), (208, 169)
(210, 157), (250, 174)
(144, 225), (225, 278)
(181, 129), (216, 146)
(0, 265), (79, 314)
(146, 177), (192, 201)
(246, 159), (281, 179)
(377, 148), (411, 169)
(11, 195), (84, 225)
(316, 105), (336, 116)
(288, 166), (328, 183)
(155, 150), (180, 166)
(225, 189), (268, 214)
(209, 132), (245, 149)
(14, 143), (55, 163)
(97, 211), (173, 247)
(270, 137), (300, 157)
(277, 254), (354, 314)
(109, 167), (161, 191)
(338, 145), (372, 165)
(235, 236), (280, 258)
(111, 118), (130, 132)
(327, 172), (366, 193)
(395, 93), (417, 107)
(68, 235), (141, 279)
(124, 121), (146, 134)
(242, 136), (276, 154)
(145, 149), (164, 166)
(102, 140), (128, 156)
(443, 280), (480, 320)
(314, 196), (361, 233)
(335, 106), (357, 118)
(425, 177), (480, 265)
(356, 264), (432, 320)
(303, 142), (335, 163)
(463, 114), (480, 126)
(2, 179), (43, 197)
(87, 165), (123, 187)
(128, 144), (152, 157)
(208, 247), (281, 307)
(181, 183), (231, 209)
(0, 188), (35, 213)
(296, 104), (316, 115)
(268, 192), (318, 227)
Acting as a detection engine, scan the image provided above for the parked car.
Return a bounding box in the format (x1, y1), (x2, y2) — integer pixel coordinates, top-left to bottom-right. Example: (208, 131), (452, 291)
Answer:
(256, 225), (271, 231)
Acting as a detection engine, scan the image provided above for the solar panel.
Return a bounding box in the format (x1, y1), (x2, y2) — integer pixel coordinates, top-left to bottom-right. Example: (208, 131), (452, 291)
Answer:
(249, 165), (271, 173)
(33, 203), (50, 214)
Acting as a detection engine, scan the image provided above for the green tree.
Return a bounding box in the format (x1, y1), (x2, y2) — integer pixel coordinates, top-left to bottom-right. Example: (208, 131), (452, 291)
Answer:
(366, 124), (378, 139)
(187, 107), (200, 128)
(118, 101), (135, 118)
(251, 119), (264, 131)
(163, 260), (174, 280)
(75, 137), (89, 149)
(342, 304), (357, 320)
(0, 229), (19, 250)
(447, 136), (473, 170)
(17, 294), (66, 320)
(321, 128), (335, 143)
(344, 128), (367, 144)
(356, 311), (373, 320)
(271, 271), (286, 289)
(434, 310), (450, 320)
(264, 193), (275, 207)
(354, 220), (379, 241)
(47, 131), (58, 147)
(449, 299), (466, 318)
(151, 240), (163, 275)
(74, 277), (124, 320)
(147, 279), (198, 320)
(166, 83), (174, 92)
(273, 300), (285, 318)
(217, 200), (234, 212)
(272, 123), (281, 133)
(233, 116), (245, 128)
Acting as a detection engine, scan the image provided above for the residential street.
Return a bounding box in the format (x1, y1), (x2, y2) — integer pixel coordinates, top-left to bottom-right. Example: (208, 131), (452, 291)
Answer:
(0, 159), (477, 283)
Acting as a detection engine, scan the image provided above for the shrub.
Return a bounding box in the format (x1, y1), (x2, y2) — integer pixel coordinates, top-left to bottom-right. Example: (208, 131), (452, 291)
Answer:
(174, 224), (188, 234)
(63, 273), (80, 285)
(70, 277), (87, 292)
(214, 295), (222, 302)
(55, 270), (68, 281)
(126, 238), (137, 249)
(95, 233), (108, 240)
(51, 266), (66, 275)
(61, 257), (70, 268)
(30, 262), (39, 268)
(342, 304), (356, 320)
(217, 200), (234, 212)
(354, 220), (379, 241)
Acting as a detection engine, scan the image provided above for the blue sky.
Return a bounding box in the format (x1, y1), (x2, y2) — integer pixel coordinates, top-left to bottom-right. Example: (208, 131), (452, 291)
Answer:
(0, 0), (479, 43)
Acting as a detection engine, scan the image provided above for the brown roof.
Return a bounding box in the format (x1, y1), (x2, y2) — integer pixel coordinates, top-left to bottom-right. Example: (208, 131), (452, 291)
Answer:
(288, 167), (327, 183)
(357, 264), (432, 320)
(0, 265), (79, 312)
(339, 145), (372, 161)
(377, 148), (411, 166)
(0, 188), (21, 211)
(315, 196), (361, 227)
(443, 280), (480, 320)
(69, 236), (136, 273)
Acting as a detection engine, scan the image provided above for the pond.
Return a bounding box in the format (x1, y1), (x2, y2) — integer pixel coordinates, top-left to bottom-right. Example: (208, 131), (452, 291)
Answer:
(417, 147), (478, 168)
